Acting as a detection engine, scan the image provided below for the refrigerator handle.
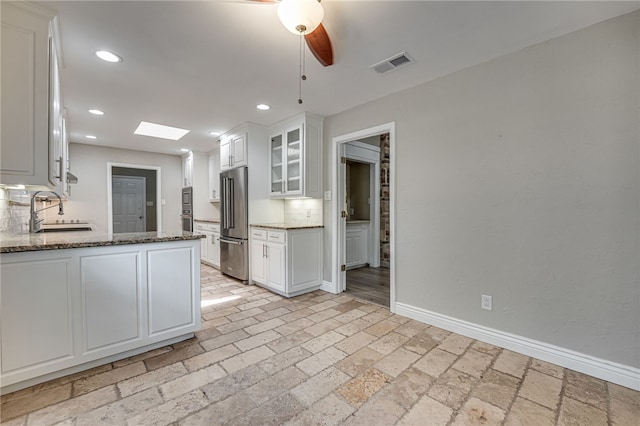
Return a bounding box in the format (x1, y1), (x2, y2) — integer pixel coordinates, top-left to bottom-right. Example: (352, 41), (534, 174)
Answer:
(229, 178), (235, 229)
(222, 177), (227, 229)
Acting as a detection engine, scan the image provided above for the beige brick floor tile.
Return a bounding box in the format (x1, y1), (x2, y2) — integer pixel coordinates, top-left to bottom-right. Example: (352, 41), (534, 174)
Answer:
(361, 309), (393, 324)
(254, 306), (291, 321)
(504, 397), (556, 426)
(397, 395), (453, 426)
(438, 333), (473, 355)
(493, 349), (530, 379)
(564, 369), (608, 411)
(198, 315), (229, 330)
(244, 366), (307, 406)
(610, 394), (640, 426)
(301, 330), (345, 353)
(337, 368), (391, 406)
(160, 363), (227, 400)
(529, 359), (565, 379)
(413, 348), (458, 377)
(308, 299), (341, 312)
(374, 347), (421, 378)
(471, 369), (520, 410)
(227, 392), (305, 426)
(296, 347), (347, 376)
(357, 303), (381, 313)
(72, 362), (147, 396)
(258, 346), (312, 376)
(334, 308), (368, 324)
(450, 397), (505, 426)
(279, 307), (316, 322)
(236, 298), (271, 311)
(118, 363), (188, 398)
(333, 300), (367, 314)
(452, 348), (495, 378)
(337, 347), (384, 377)
(200, 329), (249, 351)
(26, 386), (118, 426)
(421, 326), (451, 342)
(221, 345), (276, 374)
(290, 367), (351, 407)
(214, 316), (258, 334)
(364, 318), (401, 337)
(335, 318), (373, 336)
(200, 364), (268, 403)
(128, 389), (210, 425)
(393, 320), (430, 338)
(376, 367), (435, 410)
(334, 331), (378, 355)
(518, 369), (563, 410)
(233, 329), (281, 351)
(557, 396), (608, 426)
(202, 306), (239, 321)
(112, 346), (173, 368)
(609, 382), (640, 406)
(1, 383), (72, 422)
(1, 416), (26, 426)
(369, 332), (411, 355)
(267, 329), (315, 353)
(284, 392), (355, 426)
(183, 343), (240, 372)
(243, 317), (285, 335)
(428, 369), (477, 410)
(274, 317), (316, 336)
(143, 344), (204, 371)
(402, 331), (439, 355)
(307, 308), (341, 324)
(304, 318), (343, 336)
(471, 340), (502, 356)
(341, 394), (406, 426)
(74, 387), (163, 426)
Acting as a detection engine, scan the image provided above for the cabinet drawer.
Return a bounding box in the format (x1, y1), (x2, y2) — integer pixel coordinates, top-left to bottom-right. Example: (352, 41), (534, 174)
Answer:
(267, 230), (286, 244)
(251, 229), (267, 241)
(194, 224), (207, 234)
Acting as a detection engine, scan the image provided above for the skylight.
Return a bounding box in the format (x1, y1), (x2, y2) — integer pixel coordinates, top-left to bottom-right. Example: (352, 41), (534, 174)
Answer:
(134, 121), (190, 141)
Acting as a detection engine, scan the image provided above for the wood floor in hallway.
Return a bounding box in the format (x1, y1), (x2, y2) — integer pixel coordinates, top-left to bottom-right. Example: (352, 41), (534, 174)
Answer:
(345, 266), (390, 307)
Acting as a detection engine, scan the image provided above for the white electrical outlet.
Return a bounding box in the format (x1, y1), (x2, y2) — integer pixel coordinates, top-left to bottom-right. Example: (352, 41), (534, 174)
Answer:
(481, 295), (492, 311)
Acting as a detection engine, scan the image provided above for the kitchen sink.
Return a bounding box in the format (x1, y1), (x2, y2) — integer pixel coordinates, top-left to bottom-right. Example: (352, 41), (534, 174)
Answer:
(40, 226), (93, 233)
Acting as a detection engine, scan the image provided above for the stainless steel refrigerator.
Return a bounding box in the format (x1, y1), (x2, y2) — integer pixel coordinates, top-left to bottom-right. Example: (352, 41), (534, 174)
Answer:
(220, 166), (249, 282)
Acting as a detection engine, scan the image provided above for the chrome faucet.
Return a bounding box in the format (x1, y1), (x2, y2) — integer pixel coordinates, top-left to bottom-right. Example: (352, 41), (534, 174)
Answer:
(29, 191), (64, 233)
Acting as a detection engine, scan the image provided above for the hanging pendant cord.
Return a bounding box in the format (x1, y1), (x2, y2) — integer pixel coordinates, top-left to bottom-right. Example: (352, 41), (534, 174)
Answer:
(298, 30), (305, 104)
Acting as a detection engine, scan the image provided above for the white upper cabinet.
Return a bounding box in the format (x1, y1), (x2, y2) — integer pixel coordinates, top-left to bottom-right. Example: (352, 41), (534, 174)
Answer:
(0, 3), (64, 190)
(208, 147), (220, 202)
(219, 132), (247, 171)
(268, 112), (323, 199)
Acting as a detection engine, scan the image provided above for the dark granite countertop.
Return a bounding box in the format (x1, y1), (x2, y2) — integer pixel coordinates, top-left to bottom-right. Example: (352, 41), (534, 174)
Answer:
(250, 223), (324, 230)
(0, 231), (204, 253)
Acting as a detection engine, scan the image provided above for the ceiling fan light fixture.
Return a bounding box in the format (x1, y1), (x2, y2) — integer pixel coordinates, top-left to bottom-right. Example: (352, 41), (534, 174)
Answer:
(277, 0), (324, 35)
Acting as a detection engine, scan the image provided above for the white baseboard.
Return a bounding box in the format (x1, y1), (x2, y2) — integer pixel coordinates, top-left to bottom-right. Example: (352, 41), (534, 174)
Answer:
(394, 302), (640, 391)
(321, 280), (338, 294)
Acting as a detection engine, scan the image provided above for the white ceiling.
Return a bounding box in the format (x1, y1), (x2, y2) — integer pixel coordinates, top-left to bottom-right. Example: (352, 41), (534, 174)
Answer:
(38, 1), (639, 156)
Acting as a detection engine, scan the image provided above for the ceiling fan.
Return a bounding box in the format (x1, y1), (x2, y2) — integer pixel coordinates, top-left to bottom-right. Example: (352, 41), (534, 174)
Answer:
(249, 0), (334, 67)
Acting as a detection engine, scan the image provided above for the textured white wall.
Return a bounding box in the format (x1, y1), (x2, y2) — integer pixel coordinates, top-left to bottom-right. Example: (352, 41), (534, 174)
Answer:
(62, 143), (183, 233)
(323, 11), (639, 368)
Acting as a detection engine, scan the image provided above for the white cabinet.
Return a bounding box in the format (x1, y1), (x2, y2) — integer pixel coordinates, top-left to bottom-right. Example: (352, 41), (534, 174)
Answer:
(250, 227), (322, 297)
(268, 112), (323, 198)
(220, 133), (247, 171)
(0, 240), (201, 392)
(346, 221), (369, 269)
(0, 2), (65, 189)
(208, 147), (220, 202)
(194, 222), (220, 268)
(182, 151), (194, 187)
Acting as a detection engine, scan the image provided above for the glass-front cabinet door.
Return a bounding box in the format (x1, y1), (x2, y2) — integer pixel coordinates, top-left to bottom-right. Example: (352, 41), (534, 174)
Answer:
(270, 134), (284, 195)
(285, 125), (303, 195)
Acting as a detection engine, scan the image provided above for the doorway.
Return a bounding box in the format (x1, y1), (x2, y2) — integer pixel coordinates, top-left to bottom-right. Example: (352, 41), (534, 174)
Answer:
(107, 163), (162, 233)
(331, 123), (395, 311)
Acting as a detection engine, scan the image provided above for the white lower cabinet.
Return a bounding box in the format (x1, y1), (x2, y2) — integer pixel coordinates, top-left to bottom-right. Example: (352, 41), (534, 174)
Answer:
(0, 240), (201, 393)
(250, 227), (322, 297)
(346, 222), (369, 269)
(195, 222), (220, 268)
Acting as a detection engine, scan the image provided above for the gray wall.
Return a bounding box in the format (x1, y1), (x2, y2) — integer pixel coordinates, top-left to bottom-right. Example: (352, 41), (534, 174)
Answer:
(63, 143), (183, 233)
(322, 11), (639, 367)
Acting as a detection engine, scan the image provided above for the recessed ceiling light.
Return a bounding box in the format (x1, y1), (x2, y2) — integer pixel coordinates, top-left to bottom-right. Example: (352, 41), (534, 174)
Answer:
(95, 50), (122, 63)
(256, 104), (270, 111)
(86, 135), (97, 139)
(208, 131), (221, 137)
(179, 148), (190, 152)
(89, 109), (104, 115)
(134, 121), (190, 141)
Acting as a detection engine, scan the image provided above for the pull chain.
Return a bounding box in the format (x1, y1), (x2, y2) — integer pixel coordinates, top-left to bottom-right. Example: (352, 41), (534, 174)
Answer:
(298, 29), (306, 104)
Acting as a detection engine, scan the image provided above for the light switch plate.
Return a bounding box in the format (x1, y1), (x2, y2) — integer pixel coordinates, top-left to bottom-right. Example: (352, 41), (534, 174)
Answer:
(324, 191), (331, 201)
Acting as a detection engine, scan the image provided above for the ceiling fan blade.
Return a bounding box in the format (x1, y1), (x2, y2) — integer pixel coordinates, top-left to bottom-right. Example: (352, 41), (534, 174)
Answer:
(305, 23), (333, 67)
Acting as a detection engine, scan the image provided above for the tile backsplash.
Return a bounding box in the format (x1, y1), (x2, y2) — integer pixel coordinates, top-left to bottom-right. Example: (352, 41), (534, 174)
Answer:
(284, 198), (323, 225)
(0, 188), (31, 234)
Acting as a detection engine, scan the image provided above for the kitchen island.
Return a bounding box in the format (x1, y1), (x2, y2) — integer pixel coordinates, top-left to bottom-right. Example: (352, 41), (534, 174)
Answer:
(0, 231), (203, 394)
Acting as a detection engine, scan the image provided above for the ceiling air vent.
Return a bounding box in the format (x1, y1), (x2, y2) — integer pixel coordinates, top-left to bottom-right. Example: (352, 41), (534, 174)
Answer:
(370, 51), (415, 74)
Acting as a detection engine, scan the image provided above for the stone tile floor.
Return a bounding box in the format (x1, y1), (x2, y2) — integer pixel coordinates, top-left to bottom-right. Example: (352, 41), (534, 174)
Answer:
(1, 264), (639, 425)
